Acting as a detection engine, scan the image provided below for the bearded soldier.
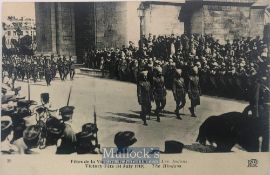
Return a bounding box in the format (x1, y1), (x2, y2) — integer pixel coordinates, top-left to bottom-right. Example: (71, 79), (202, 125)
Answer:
(172, 69), (186, 119)
(188, 66), (201, 117)
(152, 67), (166, 122)
(137, 71), (153, 126)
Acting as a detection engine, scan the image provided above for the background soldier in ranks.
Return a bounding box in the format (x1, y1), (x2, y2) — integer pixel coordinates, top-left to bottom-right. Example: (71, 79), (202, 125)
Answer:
(44, 61), (52, 86)
(137, 71), (153, 126)
(188, 66), (201, 117)
(50, 58), (57, 80)
(69, 58), (76, 80)
(57, 56), (64, 80)
(31, 61), (38, 83)
(172, 69), (186, 119)
(152, 67), (166, 122)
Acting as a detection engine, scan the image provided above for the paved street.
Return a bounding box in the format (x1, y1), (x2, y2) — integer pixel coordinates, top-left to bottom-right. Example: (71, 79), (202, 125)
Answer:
(15, 72), (248, 153)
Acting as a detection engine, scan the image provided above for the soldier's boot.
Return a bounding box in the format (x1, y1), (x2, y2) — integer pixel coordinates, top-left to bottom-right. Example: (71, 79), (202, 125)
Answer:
(141, 113), (148, 126)
(175, 109), (182, 120)
(143, 120), (148, 126)
(161, 99), (166, 113)
(156, 113), (160, 122)
(179, 102), (185, 112)
(189, 107), (197, 117)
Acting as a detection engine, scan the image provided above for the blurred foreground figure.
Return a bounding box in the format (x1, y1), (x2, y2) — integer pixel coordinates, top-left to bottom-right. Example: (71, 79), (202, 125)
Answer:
(196, 112), (263, 152)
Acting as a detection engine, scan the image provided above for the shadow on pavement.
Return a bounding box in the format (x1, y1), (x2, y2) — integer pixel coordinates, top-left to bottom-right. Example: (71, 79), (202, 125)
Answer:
(107, 112), (140, 119)
(130, 110), (179, 118)
(100, 114), (141, 124)
(30, 83), (47, 86)
(184, 143), (217, 153)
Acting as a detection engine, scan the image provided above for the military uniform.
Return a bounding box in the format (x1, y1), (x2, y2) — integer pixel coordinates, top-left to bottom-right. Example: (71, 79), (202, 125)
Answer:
(56, 106), (76, 154)
(69, 60), (75, 80)
(45, 64), (52, 86)
(137, 71), (152, 125)
(152, 68), (166, 122)
(172, 69), (186, 119)
(188, 67), (201, 117)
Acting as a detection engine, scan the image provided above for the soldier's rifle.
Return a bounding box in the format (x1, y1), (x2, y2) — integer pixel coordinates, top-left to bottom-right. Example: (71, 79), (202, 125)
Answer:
(93, 105), (100, 150)
(28, 79), (30, 101)
(67, 85), (73, 106)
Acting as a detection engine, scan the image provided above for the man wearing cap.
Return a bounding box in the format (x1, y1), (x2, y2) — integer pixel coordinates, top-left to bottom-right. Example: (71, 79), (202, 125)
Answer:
(10, 99), (34, 142)
(76, 123), (99, 154)
(56, 106), (77, 154)
(114, 131), (137, 153)
(188, 66), (201, 117)
(137, 71), (153, 125)
(1, 116), (18, 154)
(152, 67), (166, 122)
(12, 125), (39, 154)
(172, 69), (186, 119)
(44, 117), (65, 153)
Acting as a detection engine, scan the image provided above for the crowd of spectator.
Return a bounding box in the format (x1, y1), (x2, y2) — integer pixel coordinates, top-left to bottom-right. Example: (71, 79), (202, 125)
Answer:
(83, 33), (270, 101)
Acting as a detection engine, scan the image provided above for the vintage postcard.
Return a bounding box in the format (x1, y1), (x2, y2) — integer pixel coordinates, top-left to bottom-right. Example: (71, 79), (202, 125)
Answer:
(1, 0), (270, 175)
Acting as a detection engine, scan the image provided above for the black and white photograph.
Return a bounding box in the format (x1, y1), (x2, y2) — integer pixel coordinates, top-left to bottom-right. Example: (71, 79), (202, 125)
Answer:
(1, 1), (270, 171)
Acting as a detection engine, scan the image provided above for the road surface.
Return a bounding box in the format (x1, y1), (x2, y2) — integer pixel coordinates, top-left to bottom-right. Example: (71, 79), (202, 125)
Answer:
(14, 73), (248, 153)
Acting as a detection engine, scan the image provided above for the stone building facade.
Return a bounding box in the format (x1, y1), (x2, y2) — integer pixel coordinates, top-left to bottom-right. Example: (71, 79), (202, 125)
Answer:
(35, 1), (270, 62)
(2, 16), (36, 49)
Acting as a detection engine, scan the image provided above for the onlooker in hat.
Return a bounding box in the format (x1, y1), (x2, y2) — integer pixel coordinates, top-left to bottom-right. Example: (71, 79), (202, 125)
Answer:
(76, 123), (99, 154)
(114, 131), (137, 153)
(1, 116), (18, 154)
(39, 117), (66, 154)
(56, 106), (77, 154)
(13, 125), (42, 154)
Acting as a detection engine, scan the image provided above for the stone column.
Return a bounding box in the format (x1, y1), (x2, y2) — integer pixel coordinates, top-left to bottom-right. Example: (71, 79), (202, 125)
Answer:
(95, 1), (128, 49)
(35, 2), (57, 55)
(55, 2), (76, 57)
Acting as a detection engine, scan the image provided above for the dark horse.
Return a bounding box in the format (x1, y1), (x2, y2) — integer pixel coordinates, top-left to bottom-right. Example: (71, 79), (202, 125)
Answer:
(196, 112), (263, 152)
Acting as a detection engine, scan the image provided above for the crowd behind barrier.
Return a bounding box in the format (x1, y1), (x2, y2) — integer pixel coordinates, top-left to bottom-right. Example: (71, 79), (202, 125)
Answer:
(83, 34), (270, 101)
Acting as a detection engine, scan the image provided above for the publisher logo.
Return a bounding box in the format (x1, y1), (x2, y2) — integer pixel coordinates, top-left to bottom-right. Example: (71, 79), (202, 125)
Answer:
(247, 159), (258, 167)
(102, 147), (160, 164)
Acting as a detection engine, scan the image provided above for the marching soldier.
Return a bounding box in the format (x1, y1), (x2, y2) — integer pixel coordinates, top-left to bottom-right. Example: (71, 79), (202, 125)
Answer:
(57, 57), (64, 80)
(137, 71), (153, 126)
(44, 62), (52, 86)
(188, 66), (201, 117)
(152, 67), (166, 122)
(69, 58), (76, 80)
(172, 69), (186, 119)
(31, 61), (38, 83)
(50, 60), (57, 80)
